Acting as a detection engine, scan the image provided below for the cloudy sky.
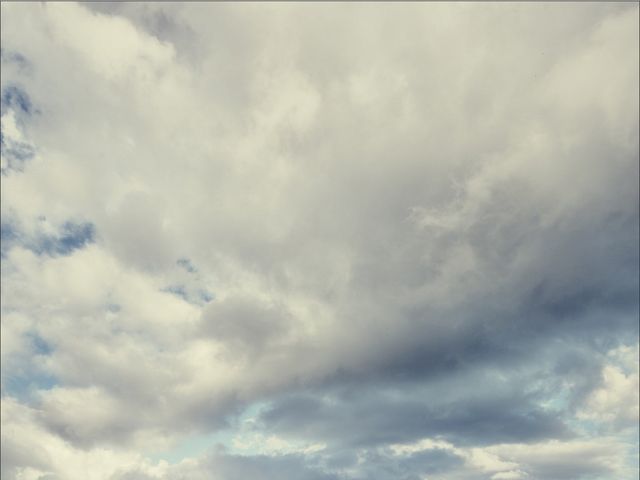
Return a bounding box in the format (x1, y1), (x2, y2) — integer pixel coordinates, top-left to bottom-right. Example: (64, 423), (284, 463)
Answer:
(1, 3), (638, 480)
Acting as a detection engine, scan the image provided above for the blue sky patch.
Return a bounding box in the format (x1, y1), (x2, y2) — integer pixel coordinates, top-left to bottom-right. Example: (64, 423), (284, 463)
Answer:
(163, 284), (188, 300)
(3, 371), (58, 403)
(1, 85), (33, 116)
(0, 49), (29, 69)
(2, 331), (57, 401)
(177, 257), (197, 273)
(106, 303), (122, 313)
(199, 290), (214, 303)
(33, 221), (96, 256)
(1, 220), (96, 257)
(1, 139), (36, 174)
(55, 221), (96, 254)
(0, 221), (19, 257)
(1, 84), (37, 174)
(27, 332), (54, 356)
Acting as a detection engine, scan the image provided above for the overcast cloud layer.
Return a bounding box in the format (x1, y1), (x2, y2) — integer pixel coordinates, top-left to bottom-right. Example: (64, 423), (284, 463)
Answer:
(1, 3), (639, 480)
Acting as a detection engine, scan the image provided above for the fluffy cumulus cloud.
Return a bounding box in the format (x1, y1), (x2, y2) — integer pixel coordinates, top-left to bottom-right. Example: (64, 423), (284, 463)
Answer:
(1, 3), (638, 480)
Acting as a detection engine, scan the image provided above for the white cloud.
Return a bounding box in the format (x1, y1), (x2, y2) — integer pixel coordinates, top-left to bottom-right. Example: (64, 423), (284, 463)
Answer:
(1, 2), (638, 479)
(0, 397), (169, 480)
(389, 436), (636, 480)
(578, 344), (640, 429)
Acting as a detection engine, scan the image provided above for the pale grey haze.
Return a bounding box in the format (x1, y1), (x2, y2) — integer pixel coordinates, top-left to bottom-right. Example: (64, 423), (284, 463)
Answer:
(0, 3), (638, 480)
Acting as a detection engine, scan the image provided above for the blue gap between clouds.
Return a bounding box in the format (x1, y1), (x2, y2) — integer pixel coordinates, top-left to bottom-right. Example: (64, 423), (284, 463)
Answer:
(2, 333), (57, 402)
(1, 85), (32, 115)
(148, 401), (271, 464)
(0, 220), (96, 257)
(0, 48), (29, 69)
(1, 84), (37, 173)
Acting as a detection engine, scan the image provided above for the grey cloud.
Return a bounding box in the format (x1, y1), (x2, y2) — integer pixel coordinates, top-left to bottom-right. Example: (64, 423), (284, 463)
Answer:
(257, 385), (570, 450)
(0, 3), (637, 480)
(346, 448), (464, 480)
(101, 191), (177, 272)
(200, 294), (291, 358)
(113, 451), (344, 480)
(200, 453), (341, 480)
(0, 440), (52, 480)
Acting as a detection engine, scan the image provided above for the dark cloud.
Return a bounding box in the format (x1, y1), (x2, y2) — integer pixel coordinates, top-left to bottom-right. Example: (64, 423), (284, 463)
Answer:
(201, 453), (342, 480)
(349, 448), (464, 480)
(258, 383), (570, 450)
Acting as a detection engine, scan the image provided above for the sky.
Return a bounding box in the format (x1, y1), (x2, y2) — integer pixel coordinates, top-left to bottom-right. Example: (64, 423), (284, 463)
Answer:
(0, 3), (638, 480)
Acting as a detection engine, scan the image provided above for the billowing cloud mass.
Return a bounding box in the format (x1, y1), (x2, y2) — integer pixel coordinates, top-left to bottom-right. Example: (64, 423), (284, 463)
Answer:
(1, 3), (638, 480)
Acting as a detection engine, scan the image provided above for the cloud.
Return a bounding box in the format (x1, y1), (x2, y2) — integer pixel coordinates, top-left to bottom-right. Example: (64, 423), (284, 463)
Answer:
(577, 344), (640, 430)
(1, 2), (638, 480)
